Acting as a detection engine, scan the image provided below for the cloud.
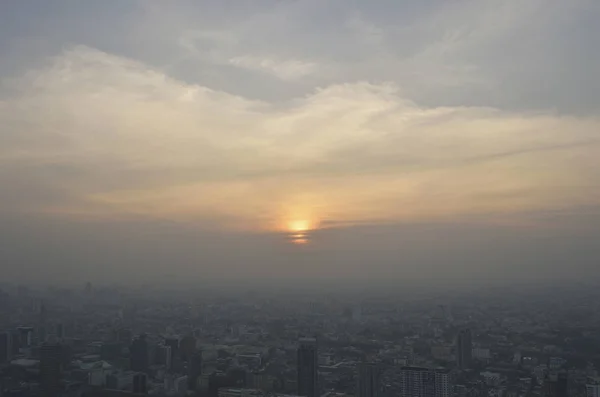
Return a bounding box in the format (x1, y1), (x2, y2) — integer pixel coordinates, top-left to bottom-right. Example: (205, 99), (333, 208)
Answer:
(1, 46), (599, 232)
(108, 0), (599, 112)
(227, 56), (317, 80)
(175, 28), (318, 81)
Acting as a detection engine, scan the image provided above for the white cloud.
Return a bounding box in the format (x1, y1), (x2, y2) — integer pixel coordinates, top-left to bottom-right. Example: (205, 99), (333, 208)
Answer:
(124, 0), (600, 110)
(228, 55), (317, 80)
(1, 46), (599, 231)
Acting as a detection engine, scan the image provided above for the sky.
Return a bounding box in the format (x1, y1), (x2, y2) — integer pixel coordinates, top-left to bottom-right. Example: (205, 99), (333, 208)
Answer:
(1, 0), (599, 286)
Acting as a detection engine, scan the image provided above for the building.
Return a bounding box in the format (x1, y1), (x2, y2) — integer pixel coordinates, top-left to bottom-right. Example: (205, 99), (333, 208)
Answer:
(297, 337), (318, 397)
(456, 329), (472, 370)
(398, 367), (450, 397)
(188, 350), (203, 391)
(586, 377), (600, 397)
(40, 343), (63, 397)
(545, 371), (568, 397)
(0, 331), (12, 363)
(133, 372), (147, 394)
(17, 326), (34, 350)
(218, 388), (264, 397)
(472, 348), (491, 361)
(174, 375), (188, 394)
(180, 334), (196, 361)
(154, 344), (172, 369)
(130, 335), (149, 373)
(165, 336), (180, 370)
(358, 362), (380, 397)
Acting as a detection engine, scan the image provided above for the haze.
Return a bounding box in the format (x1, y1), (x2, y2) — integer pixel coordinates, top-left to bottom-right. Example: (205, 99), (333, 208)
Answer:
(1, 0), (599, 286)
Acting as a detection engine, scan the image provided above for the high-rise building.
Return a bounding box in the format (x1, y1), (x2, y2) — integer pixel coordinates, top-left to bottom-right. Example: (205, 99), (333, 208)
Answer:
(545, 371), (568, 397)
(133, 372), (148, 394)
(0, 331), (12, 363)
(188, 350), (203, 391)
(398, 367), (450, 397)
(456, 329), (472, 370)
(17, 326), (34, 349)
(55, 323), (64, 340)
(586, 376), (600, 397)
(40, 343), (63, 397)
(154, 344), (172, 369)
(130, 335), (149, 373)
(358, 362), (380, 397)
(165, 337), (179, 360)
(297, 337), (318, 397)
(165, 336), (181, 371)
(180, 334), (196, 362)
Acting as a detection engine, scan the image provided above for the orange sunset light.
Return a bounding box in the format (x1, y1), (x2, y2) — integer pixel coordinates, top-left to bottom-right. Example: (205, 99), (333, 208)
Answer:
(288, 219), (312, 232)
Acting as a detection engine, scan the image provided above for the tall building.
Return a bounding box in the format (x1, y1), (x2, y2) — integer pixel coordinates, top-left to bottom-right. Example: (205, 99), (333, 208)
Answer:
(165, 336), (181, 371)
(165, 337), (179, 360)
(114, 328), (133, 344)
(586, 376), (600, 397)
(188, 350), (203, 391)
(545, 371), (568, 397)
(40, 343), (63, 397)
(297, 337), (318, 397)
(0, 332), (12, 363)
(358, 362), (380, 397)
(17, 326), (33, 349)
(180, 334), (196, 361)
(456, 329), (472, 370)
(55, 323), (64, 340)
(133, 372), (148, 394)
(154, 344), (172, 369)
(130, 335), (149, 373)
(398, 367), (450, 397)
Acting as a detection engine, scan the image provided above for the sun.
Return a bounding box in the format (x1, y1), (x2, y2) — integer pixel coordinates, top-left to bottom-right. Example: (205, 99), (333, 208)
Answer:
(288, 219), (311, 232)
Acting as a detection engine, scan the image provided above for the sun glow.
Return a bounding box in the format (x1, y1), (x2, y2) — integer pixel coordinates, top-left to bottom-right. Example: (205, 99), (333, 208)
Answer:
(283, 218), (317, 245)
(288, 219), (311, 232)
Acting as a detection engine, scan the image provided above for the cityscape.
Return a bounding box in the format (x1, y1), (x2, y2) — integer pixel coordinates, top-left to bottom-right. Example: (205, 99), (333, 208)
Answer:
(1, 282), (600, 397)
(1, 1), (600, 397)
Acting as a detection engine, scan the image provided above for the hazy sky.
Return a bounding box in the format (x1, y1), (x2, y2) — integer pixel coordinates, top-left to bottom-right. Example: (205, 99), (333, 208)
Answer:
(1, 0), (599, 285)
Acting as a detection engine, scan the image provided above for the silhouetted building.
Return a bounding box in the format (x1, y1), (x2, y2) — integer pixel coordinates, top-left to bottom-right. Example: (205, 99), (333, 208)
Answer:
(358, 362), (380, 397)
(180, 334), (196, 361)
(133, 372), (147, 394)
(165, 337), (180, 370)
(113, 328), (132, 344)
(188, 350), (203, 391)
(101, 342), (124, 361)
(297, 337), (318, 397)
(153, 343), (169, 365)
(55, 323), (64, 340)
(0, 331), (12, 363)
(40, 343), (63, 397)
(399, 366), (450, 397)
(545, 372), (568, 397)
(456, 329), (472, 370)
(130, 335), (149, 373)
(16, 327), (33, 349)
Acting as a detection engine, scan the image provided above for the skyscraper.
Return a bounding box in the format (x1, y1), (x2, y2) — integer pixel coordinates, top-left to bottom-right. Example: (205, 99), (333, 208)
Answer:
(297, 337), (318, 397)
(358, 362), (380, 397)
(180, 334), (196, 362)
(188, 350), (203, 391)
(40, 343), (63, 397)
(165, 336), (181, 371)
(133, 372), (148, 394)
(130, 334), (149, 373)
(545, 371), (568, 397)
(0, 332), (11, 363)
(398, 367), (450, 397)
(17, 326), (33, 349)
(456, 329), (472, 370)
